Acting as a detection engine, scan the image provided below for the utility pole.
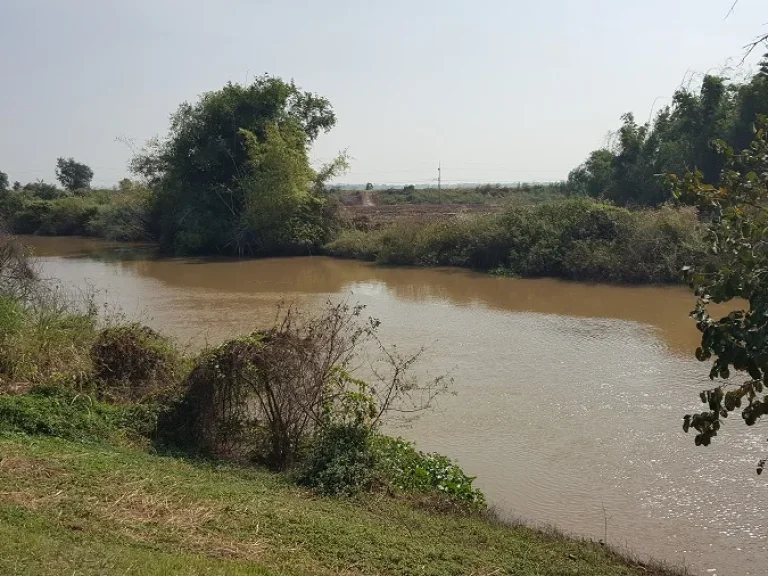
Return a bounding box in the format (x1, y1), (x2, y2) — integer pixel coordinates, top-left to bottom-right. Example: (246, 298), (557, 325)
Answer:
(438, 161), (442, 204)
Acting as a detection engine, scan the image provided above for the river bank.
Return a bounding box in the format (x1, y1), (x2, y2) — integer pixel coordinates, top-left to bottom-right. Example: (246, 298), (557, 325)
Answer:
(0, 436), (680, 576)
(17, 236), (767, 576)
(0, 234), (685, 576)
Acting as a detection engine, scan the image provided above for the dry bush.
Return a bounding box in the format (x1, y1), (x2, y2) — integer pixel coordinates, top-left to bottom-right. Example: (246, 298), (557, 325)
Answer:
(165, 301), (446, 470)
(0, 225), (36, 300)
(91, 324), (181, 402)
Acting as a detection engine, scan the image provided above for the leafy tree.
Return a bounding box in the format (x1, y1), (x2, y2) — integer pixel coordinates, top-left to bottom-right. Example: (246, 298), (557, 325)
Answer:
(365, 182), (374, 191)
(55, 157), (94, 191)
(567, 149), (614, 198)
(12, 182), (21, 192)
(673, 116), (768, 475)
(569, 72), (768, 206)
(132, 76), (340, 255)
(0, 171), (8, 191)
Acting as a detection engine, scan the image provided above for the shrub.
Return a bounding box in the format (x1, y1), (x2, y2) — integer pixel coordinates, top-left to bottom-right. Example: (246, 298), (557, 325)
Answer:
(86, 191), (152, 241)
(300, 428), (486, 510)
(299, 422), (376, 496)
(90, 324), (180, 402)
(163, 302), (443, 470)
(326, 199), (709, 284)
(0, 229), (35, 300)
(164, 310), (372, 469)
(371, 435), (486, 510)
(325, 229), (381, 261)
(10, 197), (98, 236)
(161, 333), (269, 461)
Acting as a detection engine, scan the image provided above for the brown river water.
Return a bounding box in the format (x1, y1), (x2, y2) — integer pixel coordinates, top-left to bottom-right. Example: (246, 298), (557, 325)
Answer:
(23, 236), (767, 575)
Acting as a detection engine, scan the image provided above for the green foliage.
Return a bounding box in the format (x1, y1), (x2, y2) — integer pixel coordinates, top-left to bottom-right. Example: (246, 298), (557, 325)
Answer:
(132, 76), (341, 256)
(10, 197), (98, 236)
(86, 189), (152, 241)
(90, 324), (181, 402)
(371, 435), (486, 510)
(569, 72), (768, 205)
(7, 189), (150, 240)
(237, 123), (340, 254)
(0, 171), (8, 192)
(300, 426), (486, 510)
(22, 181), (63, 200)
(55, 157), (94, 191)
(0, 386), (156, 443)
(328, 199), (708, 284)
(673, 117), (768, 474)
(299, 423), (376, 496)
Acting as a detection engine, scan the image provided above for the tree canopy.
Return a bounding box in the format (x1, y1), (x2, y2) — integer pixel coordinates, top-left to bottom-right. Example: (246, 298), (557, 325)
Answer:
(132, 75), (343, 255)
(0, 171), (8, 192)
(55, 157), (94, 191)
(569, 62), (768, 205)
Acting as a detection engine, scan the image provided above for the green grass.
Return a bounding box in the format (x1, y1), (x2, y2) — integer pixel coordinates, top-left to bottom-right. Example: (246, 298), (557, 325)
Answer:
(0, 435), (682, 576)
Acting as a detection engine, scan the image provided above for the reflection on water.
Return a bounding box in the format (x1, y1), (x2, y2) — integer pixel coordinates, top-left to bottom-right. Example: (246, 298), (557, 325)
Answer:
(22, 236), (767, 575)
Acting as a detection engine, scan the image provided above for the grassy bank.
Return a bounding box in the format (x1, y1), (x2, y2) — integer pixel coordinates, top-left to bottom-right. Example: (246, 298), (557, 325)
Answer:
(0, 232), (690, 575)
(327, 198), (710, 284)
(0, 435), (680, 576)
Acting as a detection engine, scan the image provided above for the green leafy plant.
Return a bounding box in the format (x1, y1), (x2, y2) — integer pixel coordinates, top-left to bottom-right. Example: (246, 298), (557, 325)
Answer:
(371, 435), (486, 510)
(673, 115), (768, 474)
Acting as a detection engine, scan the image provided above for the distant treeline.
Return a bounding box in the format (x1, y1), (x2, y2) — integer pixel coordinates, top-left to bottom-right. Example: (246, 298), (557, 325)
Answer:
(567, 54), (768, 205)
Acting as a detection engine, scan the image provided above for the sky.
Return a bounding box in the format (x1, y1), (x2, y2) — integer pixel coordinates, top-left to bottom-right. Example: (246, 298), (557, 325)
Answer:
(1, 0), (766, 187)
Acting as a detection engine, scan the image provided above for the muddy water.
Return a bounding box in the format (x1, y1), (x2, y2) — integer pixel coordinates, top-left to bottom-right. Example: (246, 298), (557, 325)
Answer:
(24, 236), (766, 575)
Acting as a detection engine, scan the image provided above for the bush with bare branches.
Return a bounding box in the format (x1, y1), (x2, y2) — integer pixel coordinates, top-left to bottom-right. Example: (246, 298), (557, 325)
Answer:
(163, 301), (446, 471)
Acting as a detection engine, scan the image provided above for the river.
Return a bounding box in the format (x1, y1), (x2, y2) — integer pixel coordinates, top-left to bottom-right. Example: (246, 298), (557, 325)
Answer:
(23, 236), (767, 575)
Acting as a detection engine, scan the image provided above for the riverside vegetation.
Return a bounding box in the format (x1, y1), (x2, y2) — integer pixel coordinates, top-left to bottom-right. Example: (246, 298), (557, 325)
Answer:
(0, 232), (683, 576)
(1, 54), (768, 573)
(9, 63), (768, 283)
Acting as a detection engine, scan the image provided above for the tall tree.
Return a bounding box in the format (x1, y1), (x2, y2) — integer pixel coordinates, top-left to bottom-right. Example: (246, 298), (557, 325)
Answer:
(55, 157), (94, 191)
(0, 171), (8, 192)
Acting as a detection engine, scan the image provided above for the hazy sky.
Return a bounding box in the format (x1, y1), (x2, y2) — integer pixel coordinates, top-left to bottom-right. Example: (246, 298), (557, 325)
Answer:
(1, 0), (765, 187)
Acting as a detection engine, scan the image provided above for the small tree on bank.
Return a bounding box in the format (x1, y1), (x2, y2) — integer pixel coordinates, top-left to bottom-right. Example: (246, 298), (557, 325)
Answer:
(673, 115), (768, 474)
(55, 157), (93, 191)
